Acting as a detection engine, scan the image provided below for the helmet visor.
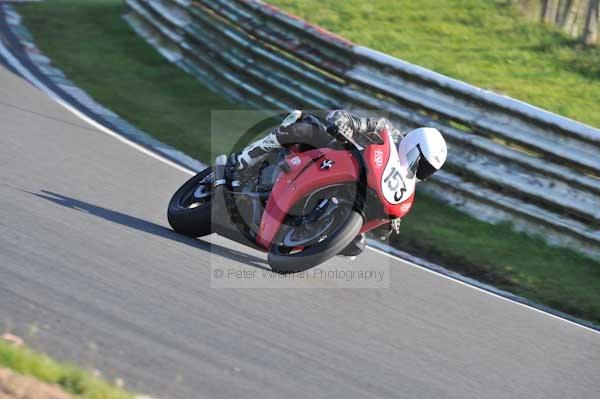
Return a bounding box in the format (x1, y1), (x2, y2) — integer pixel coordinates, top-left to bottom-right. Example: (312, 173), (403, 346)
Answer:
(405, 146), (421, 179)
(416, 156), (437, 180)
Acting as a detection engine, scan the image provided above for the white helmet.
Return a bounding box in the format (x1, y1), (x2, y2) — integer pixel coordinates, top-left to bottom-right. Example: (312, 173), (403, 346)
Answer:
(397, 127), (447, 180)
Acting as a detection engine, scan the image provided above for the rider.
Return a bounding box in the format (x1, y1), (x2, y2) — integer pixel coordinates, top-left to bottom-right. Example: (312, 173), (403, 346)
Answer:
(236, 110), (404, 170)
(235, 110), (447, 257)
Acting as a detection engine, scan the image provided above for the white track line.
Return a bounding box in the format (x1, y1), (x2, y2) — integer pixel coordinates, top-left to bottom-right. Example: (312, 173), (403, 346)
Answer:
(1, 38), (598, 336)
(368, 245), (600, 335)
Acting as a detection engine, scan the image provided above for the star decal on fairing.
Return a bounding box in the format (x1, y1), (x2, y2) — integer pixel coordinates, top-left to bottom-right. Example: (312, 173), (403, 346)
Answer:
(320, 159), (335, 170)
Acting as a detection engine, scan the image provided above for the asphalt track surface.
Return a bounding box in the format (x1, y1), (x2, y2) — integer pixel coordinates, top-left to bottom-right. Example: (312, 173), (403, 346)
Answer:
(0, 65), (599, 399)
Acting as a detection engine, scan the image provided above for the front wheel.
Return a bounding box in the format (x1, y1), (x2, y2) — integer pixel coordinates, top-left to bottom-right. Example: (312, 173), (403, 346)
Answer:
(268, 211), (363, 273)
(167, 168), (213, 237)
(268, 185), (364, 273)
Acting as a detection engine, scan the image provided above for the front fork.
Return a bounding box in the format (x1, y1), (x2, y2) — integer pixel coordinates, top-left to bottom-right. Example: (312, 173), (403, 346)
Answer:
(390, 218), (401, 235)
(364, 217), (401, 240)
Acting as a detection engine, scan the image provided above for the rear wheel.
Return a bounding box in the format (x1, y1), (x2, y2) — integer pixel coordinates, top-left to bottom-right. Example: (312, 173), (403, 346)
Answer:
(268, 185), (363, 273)
(167, 168), (213, 237)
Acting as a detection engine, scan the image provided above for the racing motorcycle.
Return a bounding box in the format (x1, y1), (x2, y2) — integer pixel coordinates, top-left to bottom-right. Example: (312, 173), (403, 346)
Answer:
(167, 116), (416, 273)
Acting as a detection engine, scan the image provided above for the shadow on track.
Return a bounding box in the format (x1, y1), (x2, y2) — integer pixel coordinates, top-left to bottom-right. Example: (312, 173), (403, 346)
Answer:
(25, 189), (270, 270)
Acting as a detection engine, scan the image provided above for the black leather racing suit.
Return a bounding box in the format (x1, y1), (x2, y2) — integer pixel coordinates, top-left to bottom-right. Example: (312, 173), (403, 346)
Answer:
(275, 110), (402, 148)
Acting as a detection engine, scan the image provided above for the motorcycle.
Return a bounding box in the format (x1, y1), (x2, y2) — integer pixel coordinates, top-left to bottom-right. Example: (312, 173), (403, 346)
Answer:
(167, 117), (416, 273)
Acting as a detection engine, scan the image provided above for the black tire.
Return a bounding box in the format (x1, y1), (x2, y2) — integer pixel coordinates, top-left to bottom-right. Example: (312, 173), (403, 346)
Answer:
(167, 167), (213, 237)
(268, 211), (363, 273)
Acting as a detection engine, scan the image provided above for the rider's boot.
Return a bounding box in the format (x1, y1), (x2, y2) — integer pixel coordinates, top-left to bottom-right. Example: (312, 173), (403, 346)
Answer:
(235, 129), (283, 171)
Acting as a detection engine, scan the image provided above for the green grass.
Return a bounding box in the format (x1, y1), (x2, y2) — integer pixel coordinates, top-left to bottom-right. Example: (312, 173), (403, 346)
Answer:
(17, 0), (244, 161)
(0, 340), (133, 399)
(16, 0), (600, 324)
(269, 0), (600, 128)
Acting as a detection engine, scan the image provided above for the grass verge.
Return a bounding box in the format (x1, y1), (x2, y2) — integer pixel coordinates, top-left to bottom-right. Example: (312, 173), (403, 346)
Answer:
(392, 195), (600, 322)
(16, 0), (241, 160)
(270, 0), (600, 128)
(0, 340), (133, 399)
(16, 0), (600, 324)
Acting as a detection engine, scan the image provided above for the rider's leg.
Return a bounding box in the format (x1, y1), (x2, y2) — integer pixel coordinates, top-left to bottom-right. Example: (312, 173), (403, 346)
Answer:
(236, 112), (331, 170)
(275, 113), (330, 147)
(235, 129), (282, 170)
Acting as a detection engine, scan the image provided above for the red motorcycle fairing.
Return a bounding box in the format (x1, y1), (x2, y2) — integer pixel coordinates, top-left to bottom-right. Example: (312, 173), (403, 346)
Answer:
(362, 128), (415, 218)
(256, 148), (360, 249)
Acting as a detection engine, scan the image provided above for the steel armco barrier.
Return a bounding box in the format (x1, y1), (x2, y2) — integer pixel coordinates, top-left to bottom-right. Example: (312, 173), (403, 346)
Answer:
(124, 0), (600, 257)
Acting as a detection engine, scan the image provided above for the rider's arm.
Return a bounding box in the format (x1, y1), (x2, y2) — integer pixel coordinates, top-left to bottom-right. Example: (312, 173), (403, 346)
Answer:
(326, 110), (403, 142)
